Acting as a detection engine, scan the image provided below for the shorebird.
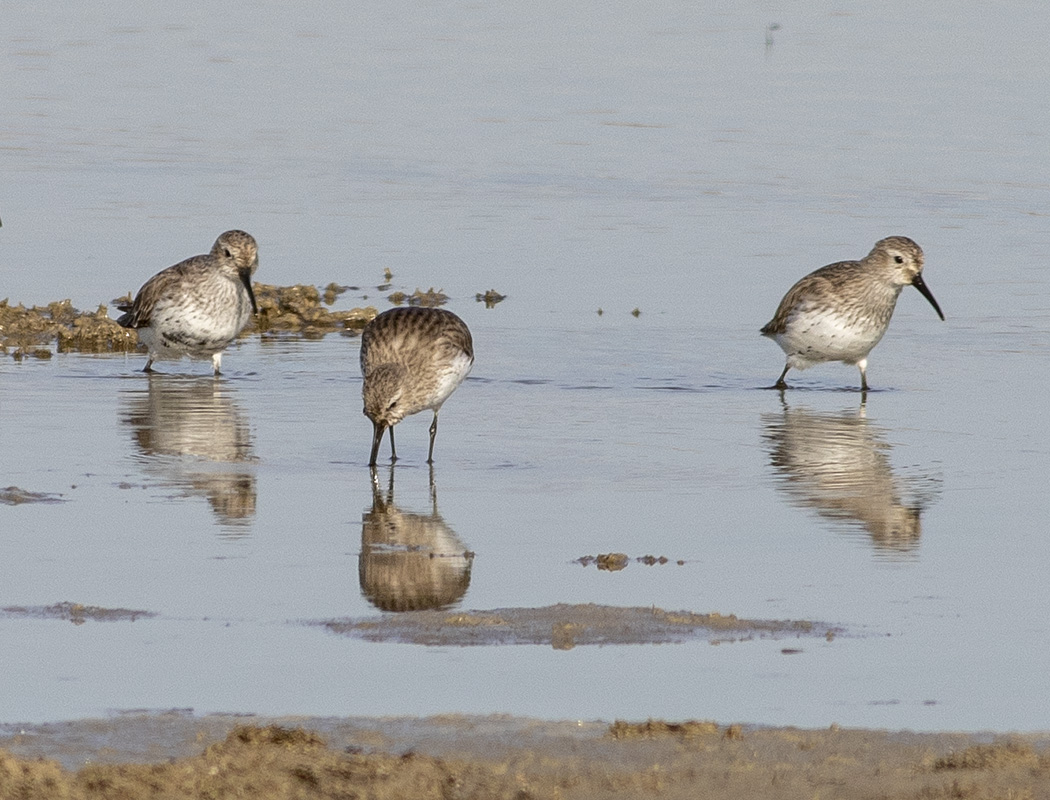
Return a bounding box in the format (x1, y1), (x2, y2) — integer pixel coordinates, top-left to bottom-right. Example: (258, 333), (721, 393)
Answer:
(360, 307), (474, 466)
(761, 236), (943, 390)
(116, 230), (259, 375)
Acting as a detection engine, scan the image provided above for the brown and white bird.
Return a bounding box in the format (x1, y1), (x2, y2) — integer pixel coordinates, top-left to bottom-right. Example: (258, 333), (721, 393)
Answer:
(116, 230), (259, 375)
(761, 236), (943, 391)
(360, 307), (474, 466)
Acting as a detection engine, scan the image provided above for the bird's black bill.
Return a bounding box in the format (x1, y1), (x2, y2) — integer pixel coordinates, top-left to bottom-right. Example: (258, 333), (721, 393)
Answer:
(369, 421), (386, 467)
(240, 268), (258, 314)
(912, 274), (944, 321)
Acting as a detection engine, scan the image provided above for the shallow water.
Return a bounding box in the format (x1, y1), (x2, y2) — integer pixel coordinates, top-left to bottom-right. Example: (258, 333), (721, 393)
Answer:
(2, 2), (1050, 732)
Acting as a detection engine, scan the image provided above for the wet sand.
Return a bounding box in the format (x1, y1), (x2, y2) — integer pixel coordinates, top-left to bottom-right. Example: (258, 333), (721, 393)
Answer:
(2, 714), (1048, 799)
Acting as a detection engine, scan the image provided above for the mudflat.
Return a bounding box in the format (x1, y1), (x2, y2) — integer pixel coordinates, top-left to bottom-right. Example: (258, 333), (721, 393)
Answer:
(2, 714), (1048, 799)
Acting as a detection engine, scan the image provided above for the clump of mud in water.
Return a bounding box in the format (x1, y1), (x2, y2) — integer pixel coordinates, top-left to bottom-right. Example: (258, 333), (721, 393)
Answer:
(387, 287), (449, 307)
(1, 299), (136, 356)
(0, 487), (65, 505)
(595, 553), (629, 571)
(0, 601), (155, 625)
(315, 603), (842, 648)
(475, 289), (505, 308)
(58, 303), (138, 353)
(575, 553), (684, 569)
(322, 282), (359, 305)
(249, 284), (376, 338)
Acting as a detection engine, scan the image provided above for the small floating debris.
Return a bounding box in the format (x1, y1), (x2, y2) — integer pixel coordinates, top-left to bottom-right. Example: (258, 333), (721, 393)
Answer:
(0, 601), (155, 624)
(0, 486), (65, 505)
(388, 288), (449, 307)
(322, 283), (359, 305)
(475, 289), (506, 308)
(575, 553), (683, 569)
(597, 553), (629, 571)
(631, 307), (641, 317)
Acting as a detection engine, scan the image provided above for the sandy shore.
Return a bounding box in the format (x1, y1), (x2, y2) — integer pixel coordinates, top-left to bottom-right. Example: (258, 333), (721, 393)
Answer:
(2, 713), (1049, 799)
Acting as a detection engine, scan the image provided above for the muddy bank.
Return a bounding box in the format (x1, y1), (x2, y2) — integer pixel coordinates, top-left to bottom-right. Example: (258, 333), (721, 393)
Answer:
(1, 714), (1049, 799)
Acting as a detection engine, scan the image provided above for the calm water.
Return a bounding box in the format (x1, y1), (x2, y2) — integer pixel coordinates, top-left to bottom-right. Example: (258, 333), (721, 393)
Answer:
(2, 2), (1050, 731)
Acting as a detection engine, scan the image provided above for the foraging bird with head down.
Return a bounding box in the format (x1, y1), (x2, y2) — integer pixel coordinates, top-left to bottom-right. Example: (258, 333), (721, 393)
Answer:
(360, 306), (474, 466)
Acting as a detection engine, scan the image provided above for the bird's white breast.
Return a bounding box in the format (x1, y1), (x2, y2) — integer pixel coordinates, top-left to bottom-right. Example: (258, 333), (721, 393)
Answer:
(776, 307), (887, 369)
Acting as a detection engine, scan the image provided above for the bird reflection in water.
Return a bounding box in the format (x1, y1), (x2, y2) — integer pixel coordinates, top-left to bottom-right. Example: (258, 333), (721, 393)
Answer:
(120, 375), (256, 534)
(762, 398), (940, 558)
(359, 467), (474, 611)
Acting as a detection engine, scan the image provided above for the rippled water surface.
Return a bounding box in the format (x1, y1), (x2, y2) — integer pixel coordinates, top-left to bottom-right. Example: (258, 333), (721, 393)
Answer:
(2, 2), (1050, 731)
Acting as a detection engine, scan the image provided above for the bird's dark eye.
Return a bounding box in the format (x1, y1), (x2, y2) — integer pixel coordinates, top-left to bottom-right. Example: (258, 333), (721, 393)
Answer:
(224, 248), (232, 258)
(386, 400), (398, 412)
(894, 255), (904, 264)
